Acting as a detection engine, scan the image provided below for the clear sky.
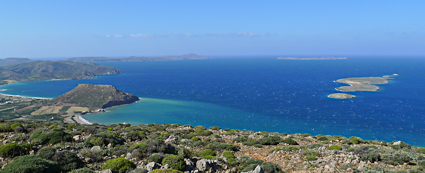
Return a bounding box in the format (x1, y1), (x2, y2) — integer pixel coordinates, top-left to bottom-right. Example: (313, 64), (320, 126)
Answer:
(1, 0), (425, 58)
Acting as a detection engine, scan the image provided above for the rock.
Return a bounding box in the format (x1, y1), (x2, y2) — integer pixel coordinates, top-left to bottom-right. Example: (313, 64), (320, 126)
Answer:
(358, 166), (364, 171)
(125, 153), (132, 159)
(91, 146), (101, 152)
(107, 143), (113, 148)
(324, 165), (330, 169)
(85, 157), (92, 163)
(146, 162), (161, 172)
(101, 169), (113, 173)
(181, 139), (189, 142)
(196, 159), (222, 172)
(73, 135), (82, 142)
(393, 141), (402, 145)
(3, 140), (9, 145)
(165, 135), (178, 144)
(329, 162), (336, 168)
(161, 164), (170, 169)
(242, 165), (264, 173)
(29, 150), (34, 155)
(185, 158), (194, 167)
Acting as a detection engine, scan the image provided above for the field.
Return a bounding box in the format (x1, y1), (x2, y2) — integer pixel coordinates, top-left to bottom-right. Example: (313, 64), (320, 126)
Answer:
(31, 106), (63, 115)
(66, 107), (89, 114)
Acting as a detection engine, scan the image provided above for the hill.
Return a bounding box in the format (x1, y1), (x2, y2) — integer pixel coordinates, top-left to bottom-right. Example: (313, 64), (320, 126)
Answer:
(0, 58), (33, 66)
(0, 61), (122, 83)
(50, 84), (139, 109)
(66, 53), (212, 63)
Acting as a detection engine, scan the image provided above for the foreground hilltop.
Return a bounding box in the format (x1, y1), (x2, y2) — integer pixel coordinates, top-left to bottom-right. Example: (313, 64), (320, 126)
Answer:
(67, 54), (212, 63)
(0, 121), (424, 173)
(51, 84), (140, 110)
(0, 61), (122, 83)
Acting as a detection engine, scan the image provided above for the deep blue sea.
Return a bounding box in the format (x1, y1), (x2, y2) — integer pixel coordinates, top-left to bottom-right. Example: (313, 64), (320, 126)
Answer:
(1, 57), (425, 146)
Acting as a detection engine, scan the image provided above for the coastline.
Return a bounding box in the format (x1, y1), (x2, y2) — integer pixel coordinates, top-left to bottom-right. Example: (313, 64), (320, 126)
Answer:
(0, 93), (52, 100)
(74, 115), (93, 125)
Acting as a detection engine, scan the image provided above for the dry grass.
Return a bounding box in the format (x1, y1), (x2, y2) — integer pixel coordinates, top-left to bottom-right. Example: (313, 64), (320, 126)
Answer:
(31, 106), (63, 115)
(66, 107), (89, 114)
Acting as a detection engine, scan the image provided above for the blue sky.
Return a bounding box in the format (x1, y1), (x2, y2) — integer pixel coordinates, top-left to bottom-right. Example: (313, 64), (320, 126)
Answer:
(1, 1), (424, 58)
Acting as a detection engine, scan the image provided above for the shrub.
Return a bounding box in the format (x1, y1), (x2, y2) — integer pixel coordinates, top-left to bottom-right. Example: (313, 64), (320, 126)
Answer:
(260, 135), (282, 145)
(149, 153), (164, 163)
(195, 130), (213, 136)
(198, 149), (216, 159)
(191, 136), (200, 141)
(207, 141), (240, 151)
(68, 124), (76, 129)
(194, 125), (207, 131)
(302, 149), (319, 156)
(390, 141), (411, 150)
(10, 123), (23, 130)
(282, 138), (298, 145)
(86, 132), (124, 147)
(318, 136), (328, 141)
(102, 158), (136, 173)
(69, 167), (94, 173)
(175, 146), (191, 158)
(328, 145), (342, 150)
(162, 155), (186, 171)
(417, 148), (425, 154)
(0, 143), (26, 157)
(381, 152), (413, 165)
(0, 155), (63, 173)
(209, 126), (221, 130)
(53, 151), (85, 172)
(262, 162), (282, 173)
(126, 130), (146, 141)
(233, 135), (248, 143)
(222, 150), (235, 159)
(307, 144), (322, 149)
(349, 136), (363, 144)
(151, 169), (183, 173)
(31, 129), (72, 144)
(339, 164), (359, 173)
(0, 123), (11, 132)
(353, 146), (380, 163)
(304, 155), (317, 161)
(37, 147), (56, 160)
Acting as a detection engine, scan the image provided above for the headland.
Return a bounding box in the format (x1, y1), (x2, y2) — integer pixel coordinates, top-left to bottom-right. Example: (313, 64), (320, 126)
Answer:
(277, 57), (347, 60)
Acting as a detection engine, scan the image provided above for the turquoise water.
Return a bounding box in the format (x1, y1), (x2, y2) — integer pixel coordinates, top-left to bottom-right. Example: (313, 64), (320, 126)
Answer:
(1, 57), (425, 145)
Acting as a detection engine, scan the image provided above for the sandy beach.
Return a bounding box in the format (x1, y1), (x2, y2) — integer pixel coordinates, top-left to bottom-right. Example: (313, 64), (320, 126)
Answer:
(73, 115), (93, 125)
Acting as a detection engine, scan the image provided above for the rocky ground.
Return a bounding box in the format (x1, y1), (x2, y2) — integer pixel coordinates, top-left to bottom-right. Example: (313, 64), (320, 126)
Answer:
(0, 121), (423, 173)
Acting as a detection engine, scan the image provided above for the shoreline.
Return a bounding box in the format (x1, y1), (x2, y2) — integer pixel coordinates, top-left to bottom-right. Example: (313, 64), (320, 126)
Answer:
(73, 115), (93, 125)
(0, 93), (52, 100)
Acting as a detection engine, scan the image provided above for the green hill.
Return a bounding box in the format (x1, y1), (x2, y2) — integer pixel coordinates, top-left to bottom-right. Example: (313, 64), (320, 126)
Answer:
(0, 58), (33, 66)
(66, 53), (212, 63)
(0, 61), (122, 83)
(50, 84), (139, 109)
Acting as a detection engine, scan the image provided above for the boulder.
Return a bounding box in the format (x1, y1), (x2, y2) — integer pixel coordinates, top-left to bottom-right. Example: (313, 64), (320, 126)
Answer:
(241, 165), (264, 173)
(146, 162), (161, 172)
(165, 135), (178, 144)
(73, 135), (82, 142)
(91, 146), (101, 152)
(196, 159), (222, 172)
(101, 169), (113, 173)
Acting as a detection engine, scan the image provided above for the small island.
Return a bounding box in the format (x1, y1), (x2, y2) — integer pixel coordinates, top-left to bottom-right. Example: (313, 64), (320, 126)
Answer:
(335, 77), (389, 92)
(328, 93), (356, 99)
(277, 57), (347, 60)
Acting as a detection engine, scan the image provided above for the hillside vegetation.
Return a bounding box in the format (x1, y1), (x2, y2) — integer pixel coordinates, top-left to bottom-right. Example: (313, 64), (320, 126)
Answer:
(67, 53), (212, 63)
(0, 61), (122, 83)
(50, 84), (139, 109)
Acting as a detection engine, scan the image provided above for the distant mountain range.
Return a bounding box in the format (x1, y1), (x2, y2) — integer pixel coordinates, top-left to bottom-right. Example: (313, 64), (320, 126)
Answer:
(66, 53), (212, 63)
(0, 58), (33, 66)
(0, 61), (122, 83)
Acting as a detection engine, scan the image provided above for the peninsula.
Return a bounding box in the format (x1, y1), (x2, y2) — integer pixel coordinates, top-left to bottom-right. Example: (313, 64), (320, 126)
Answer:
(67, 53), (212, 63)
(335, 77), (389, 92)
(277, 57), (347, 60)
(0, 61), (122, 84)
(50, 84), (140, 110)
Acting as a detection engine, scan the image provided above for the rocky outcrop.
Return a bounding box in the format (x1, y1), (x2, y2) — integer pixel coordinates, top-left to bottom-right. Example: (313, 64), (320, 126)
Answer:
(328, 93), (356, 99)
(51, 84), (139, 109)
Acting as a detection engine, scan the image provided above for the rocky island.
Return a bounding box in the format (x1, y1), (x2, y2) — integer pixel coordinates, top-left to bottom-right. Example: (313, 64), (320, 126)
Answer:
(67, 53), (212, 63)
(51, 84), (140, 110)
(277, 57), (347, 60)
(328, 93), (356, 99)
(335, 77), (389, 92)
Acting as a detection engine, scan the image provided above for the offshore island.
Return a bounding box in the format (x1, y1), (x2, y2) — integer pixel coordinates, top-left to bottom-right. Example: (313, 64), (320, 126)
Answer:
(329, 77), (391, 99)
(277, 57), (347, 60)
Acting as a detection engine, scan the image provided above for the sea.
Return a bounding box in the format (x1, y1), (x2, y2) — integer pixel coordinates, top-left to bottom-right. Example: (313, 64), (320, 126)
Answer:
(1, 57), (425, 146)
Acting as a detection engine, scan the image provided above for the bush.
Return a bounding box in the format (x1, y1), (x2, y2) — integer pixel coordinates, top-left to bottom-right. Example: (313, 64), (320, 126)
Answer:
(353, 146), (380, 163)
(194, 125), (207, 131)
(222, 150), (235, 159)
(328, 145), (342, 150)
(307, 144), (322, 149)
(339, 164), (359, 173)
(151, 169), (183, 173)
(37, 147), (56, 160)
(262, 162), (282, 173)
(31, 129), (72, 144)
(318, 136), (328, 141)
(381, 152), (413, 165)
(0, 143), (27, 157)
(69, 167), (94, 173)
(282, 138), (298, 145)
(191, 136), (200, 141)
(349, 136), (363, 144)
(209, 126), (221, 130)
(86, 132), (124, 147)
(0, 123), (11, 132)
(302, 149), (319, 156)
(304, 155), (317, 161)
(102, 158), (136, 173)
(53, 151), (85, 172)
(10, 123), (23, 130)
(390, 141), (411, 150)
(259, 135), (282, 145)
(162, 155), (186, 171)
(0, 155), (63, 173)
(175, 146), (191, 158)
(198, 149), (216, 159)
(417, 148), (425, 154)
(195, 130), (213, 136)
(149, 153), (164, 163)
